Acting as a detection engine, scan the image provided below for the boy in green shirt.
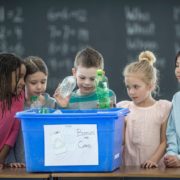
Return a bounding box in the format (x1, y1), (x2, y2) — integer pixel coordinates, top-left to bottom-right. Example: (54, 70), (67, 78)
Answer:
(54, 47), (116, 109)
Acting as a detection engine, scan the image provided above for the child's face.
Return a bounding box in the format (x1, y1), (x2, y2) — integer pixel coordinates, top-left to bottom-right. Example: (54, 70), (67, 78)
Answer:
(25, 71), (47, 98)
(175, 56), (180, 82)
(12, 64), (26, 95)
(72, 65), (97, 95)
(125, 74), (153, 106)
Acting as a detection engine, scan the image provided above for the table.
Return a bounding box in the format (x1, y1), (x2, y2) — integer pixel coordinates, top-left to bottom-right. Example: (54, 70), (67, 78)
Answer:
(1, 167), (180, 180)
(51, 166), (180, 179)
(0, 168), (50, 179)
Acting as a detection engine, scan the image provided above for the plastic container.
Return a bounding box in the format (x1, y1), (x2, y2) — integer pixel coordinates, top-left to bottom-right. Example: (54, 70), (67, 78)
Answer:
(16, 108), (129, 172)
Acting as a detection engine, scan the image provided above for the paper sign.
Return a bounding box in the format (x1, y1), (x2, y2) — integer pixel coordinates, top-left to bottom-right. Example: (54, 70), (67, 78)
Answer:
(44, 124), (98, 166)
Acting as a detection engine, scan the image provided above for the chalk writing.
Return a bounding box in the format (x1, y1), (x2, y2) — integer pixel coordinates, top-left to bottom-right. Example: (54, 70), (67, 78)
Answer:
(0, 6), (24, 56)
(46, 7), (89, 92)
(173, 7), (180, 53)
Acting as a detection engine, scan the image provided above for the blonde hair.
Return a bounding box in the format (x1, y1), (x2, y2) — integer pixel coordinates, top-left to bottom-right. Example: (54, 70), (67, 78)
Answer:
(123, 50), (159, 94)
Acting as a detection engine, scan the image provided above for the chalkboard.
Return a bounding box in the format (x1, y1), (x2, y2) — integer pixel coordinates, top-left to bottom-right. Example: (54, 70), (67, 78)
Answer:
(0, 0), (179, 101)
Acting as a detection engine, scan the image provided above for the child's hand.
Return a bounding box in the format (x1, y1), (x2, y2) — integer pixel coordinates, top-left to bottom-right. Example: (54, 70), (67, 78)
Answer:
(8, 162), (25, 168)
(0, 163), (5, 169)
(141, 160), (158, 168)
(0, 158), (5, 169)
(53, 89), (70, 108)
(164, 155), (180, 167)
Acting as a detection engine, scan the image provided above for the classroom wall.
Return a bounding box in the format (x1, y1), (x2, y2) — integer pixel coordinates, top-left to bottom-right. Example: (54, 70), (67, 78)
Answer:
(0, 0), (179, 101)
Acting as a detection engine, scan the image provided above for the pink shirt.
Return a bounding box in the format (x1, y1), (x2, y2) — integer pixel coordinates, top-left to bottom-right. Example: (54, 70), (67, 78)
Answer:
(0, 92), (24, 150)
(117, 100), (172, 166)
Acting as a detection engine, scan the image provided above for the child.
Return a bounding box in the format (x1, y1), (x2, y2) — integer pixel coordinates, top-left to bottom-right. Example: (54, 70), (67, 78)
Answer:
(24, 56), (55, 109)
(14, 56), (56, 163)
(164, 51), (180, 168)
(54, 47), (116, 109)
(117, 50), (172, 168)
(0, 53), (26, 169)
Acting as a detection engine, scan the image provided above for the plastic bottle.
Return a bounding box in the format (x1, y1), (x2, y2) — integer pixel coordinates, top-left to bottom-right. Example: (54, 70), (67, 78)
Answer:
(57, 76), (76, 98)
(30, 95), (42, 108)
(39, 107), (49, 114)
(30, 96), (49, 113)
(95, 69), (110, 109)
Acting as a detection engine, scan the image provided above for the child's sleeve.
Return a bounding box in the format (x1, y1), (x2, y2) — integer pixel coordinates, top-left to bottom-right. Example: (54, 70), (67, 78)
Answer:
(166, 109), (179, 156)
(5, 119), (20, 148)
(116, 101), (130, 108)
(166, 94), (180, 158)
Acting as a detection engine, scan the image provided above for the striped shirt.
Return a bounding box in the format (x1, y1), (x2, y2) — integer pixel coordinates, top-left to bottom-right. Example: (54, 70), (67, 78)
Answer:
(66, 89), (116, 109)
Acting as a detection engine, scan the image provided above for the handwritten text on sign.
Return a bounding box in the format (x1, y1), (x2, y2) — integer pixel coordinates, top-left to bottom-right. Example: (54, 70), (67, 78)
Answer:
(44, 124), (98, 166)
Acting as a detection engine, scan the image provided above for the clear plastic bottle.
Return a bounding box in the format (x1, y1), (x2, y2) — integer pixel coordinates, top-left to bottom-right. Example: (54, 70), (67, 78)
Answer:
(57, 76), (76, 98)
(30, 95), (49, 113)
(95, 69), (110, 109)
(30, 95), (42, 108)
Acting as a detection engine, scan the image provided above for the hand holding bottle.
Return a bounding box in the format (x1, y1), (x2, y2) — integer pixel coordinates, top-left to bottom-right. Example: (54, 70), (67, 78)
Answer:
(53, 76), (76, 107)
(53, 90), (71, 108)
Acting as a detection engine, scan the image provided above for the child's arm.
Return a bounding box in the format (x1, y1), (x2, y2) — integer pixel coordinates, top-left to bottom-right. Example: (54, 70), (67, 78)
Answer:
(165, 95), (180, 160)
(5, 120), (20, 148)
(166, 111), (178, 155)
(0, 144), (10, 169)
(0, 120), (23, 169)
(141, 120), (167, 168)
(0, 145), (25, 169)
(164, 109), (180, 167)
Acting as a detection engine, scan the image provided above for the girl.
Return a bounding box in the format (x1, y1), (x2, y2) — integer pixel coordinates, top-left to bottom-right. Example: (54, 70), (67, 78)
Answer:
(117, 50), (171, 168)
(15, 56), (56, 163)
(0, 53), (26, 169)
(24, 56), (55, 109)
(164, 51), (180, 168)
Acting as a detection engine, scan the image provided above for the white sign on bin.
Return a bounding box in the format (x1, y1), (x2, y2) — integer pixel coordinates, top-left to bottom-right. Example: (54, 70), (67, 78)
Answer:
(44, 124), (98, 166)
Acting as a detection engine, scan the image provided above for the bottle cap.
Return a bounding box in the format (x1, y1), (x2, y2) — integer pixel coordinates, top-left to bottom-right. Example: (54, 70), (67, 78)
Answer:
(96, 69), (104, 76)
(30, 95), (38, 102)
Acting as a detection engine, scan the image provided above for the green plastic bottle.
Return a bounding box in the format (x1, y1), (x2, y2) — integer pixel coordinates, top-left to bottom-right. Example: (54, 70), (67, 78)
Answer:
(95, 69), (110, 109)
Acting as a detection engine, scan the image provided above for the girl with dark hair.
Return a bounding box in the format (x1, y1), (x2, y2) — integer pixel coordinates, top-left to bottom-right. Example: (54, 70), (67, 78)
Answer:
(0, 53), (26, 169)
(14, 56), (55, 164)
(164, 51), (180, 167)
(24, 56), (55, 109)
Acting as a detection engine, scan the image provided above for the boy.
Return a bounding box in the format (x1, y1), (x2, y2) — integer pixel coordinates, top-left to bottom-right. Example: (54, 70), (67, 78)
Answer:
(54, 47), (116, 109)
